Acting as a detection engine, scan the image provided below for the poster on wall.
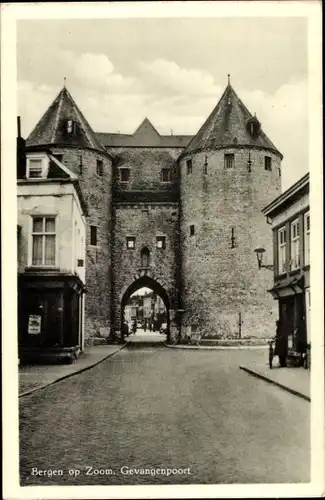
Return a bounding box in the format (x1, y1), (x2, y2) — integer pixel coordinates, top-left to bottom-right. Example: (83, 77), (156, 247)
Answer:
(28, 315), (41, 334)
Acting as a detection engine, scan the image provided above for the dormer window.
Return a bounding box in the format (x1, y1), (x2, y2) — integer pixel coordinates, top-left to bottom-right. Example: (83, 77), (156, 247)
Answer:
(246, 116), (261, 138)
(66, 119), (77, 135)
(26, 155), (49, 179)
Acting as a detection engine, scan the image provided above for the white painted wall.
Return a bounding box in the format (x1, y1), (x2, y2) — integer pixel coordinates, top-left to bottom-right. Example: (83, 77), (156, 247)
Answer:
(271, 192), (309, 227)
(17, 181), (86, 283)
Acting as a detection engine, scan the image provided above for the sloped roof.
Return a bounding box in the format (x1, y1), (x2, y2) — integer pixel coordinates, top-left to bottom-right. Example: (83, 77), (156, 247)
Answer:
(97, 117), (193, 148)
(97, 132), (193, 148)
(26, 87), (108, 154)
(181, 84), (283, 159)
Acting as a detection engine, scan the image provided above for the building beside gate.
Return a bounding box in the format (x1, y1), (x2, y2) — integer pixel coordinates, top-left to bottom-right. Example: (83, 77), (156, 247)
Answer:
(17, 144), (87, 362)
(19, 76), (286, 352)
(262, 173), (310, 355)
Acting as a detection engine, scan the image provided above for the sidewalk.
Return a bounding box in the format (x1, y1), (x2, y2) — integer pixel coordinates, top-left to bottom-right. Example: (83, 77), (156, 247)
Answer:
(240, 360), (310, 402)
(19, 344), (126, 398)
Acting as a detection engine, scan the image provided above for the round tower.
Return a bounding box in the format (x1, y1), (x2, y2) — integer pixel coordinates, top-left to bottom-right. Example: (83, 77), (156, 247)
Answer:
(26, 86), (114, 343)
(179, 81), (282, 340)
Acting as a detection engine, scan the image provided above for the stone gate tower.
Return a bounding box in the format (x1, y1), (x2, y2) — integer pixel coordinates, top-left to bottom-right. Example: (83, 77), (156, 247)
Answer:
(23, 79), (283, 345)
(26, 87), (114, 339)
(178, 81), (282, 339)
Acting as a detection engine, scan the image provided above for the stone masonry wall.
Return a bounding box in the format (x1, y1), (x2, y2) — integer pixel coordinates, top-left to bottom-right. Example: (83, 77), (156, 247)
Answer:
(109, 147), (183, 197)
(112, 202), (180, 340)
(180, 147), (281, 339)
(49, 146), (113, 343)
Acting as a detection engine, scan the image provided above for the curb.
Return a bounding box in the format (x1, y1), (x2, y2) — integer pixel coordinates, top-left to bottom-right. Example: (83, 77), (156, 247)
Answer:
(19, 344), (127, 399)
(239, 366), (310, 402)
(164, 343), (269, 350)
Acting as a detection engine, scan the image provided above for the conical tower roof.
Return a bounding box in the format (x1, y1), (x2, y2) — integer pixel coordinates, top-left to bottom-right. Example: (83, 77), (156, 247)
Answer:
(181, 82), (282, 159)
(26, 86), (107, 154)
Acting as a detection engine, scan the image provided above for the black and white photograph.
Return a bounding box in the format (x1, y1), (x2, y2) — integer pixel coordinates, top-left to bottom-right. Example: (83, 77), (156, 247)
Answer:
(1, 2), (323, 498)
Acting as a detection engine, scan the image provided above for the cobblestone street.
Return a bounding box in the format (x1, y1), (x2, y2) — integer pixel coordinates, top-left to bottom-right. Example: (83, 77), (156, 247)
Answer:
(19, 344), (310, 485)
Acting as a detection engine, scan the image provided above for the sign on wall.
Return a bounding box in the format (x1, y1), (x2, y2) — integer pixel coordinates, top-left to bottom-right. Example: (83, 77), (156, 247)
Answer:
(28, 315), (42, 335)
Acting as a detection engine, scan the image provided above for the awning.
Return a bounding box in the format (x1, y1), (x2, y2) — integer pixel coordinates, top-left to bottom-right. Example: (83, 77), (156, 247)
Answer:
(268, 275), (305, 299)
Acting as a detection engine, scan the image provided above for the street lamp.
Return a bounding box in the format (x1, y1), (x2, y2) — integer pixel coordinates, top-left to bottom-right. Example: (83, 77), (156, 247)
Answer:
(254, 247), (274, 271)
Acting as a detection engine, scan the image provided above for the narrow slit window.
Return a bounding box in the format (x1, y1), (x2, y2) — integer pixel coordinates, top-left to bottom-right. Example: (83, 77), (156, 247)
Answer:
(90, 225), (97, 246)
(190, 225), (195, 236)
(186, 159), (193, 175)
(96, 159), (103, 176)
(265, 156), (272, 171)
(141, 247), (150, 267)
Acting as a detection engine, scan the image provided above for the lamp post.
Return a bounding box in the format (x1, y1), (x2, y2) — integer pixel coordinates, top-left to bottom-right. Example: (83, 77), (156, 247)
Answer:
(254, 247), (274, 271)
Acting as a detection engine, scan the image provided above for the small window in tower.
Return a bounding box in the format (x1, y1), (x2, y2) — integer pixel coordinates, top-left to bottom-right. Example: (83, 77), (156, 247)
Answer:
(224, 153), (234, 169)
(126, 236), (135, 249)
(140, 247), (150, 267)
(66, 119), (77, 135)
(161, 169), (171, 182)
(190, 224), (195, 236)
(186, 159), (193, 175)
(156, 236), (166, 249)
(96, 159), (103, 176)
(120, 168), (130, 182)
(265, 156), (272, 171)
(90, 225), (97, 246)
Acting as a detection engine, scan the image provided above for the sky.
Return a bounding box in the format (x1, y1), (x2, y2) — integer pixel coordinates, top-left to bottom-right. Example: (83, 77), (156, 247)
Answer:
(17, 17), (309, 190)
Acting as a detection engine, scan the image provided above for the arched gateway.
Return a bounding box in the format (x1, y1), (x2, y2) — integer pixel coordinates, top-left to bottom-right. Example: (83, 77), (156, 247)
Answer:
(120, 276), (171, 342)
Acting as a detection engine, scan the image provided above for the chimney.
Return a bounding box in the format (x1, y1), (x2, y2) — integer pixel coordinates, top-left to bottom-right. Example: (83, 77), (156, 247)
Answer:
(16, 116), (26, 178)
(17, 116), (21, 138)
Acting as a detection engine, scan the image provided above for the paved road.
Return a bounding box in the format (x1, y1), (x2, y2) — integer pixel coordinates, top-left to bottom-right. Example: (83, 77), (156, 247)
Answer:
(19, 344), (310, 485)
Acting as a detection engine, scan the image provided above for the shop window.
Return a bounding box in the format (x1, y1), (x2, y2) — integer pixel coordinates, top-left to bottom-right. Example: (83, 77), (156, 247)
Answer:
(224, 153), (234, 169)
(290, 219), (300, 270)
(304, 212), (310, 266)
(96, 159), (103, 176)
(31, 216), (56, 266)
(278, 226), (287, 274)
(90, 225), (97, 246)
(120, 168), (130, 182)
(265, 156), (272, 171)
(126, 236), (135, 249)
(186, 159), (192, 175)
(156, 236), (166, 249)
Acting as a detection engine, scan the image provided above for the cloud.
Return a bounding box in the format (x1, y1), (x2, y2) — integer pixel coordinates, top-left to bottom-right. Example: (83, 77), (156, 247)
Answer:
(139, 59), (221, 96)
(18, 53), (308, 191)
(240, 79), (308, 189)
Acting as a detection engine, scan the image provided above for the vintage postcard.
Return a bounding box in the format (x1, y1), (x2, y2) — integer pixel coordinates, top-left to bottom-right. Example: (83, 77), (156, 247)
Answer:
(1, 1), (323, 499)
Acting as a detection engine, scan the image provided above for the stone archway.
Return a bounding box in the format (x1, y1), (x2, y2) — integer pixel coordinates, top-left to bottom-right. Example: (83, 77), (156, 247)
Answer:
(120, 275), (171, 342)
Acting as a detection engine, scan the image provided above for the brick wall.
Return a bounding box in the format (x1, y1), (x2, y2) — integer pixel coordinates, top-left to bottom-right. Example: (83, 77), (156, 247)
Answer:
(112, 202), (180, 339)
(180, 147), (281, 339)
(49, 146), (113, 342)
(109, 147), (182, 198)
